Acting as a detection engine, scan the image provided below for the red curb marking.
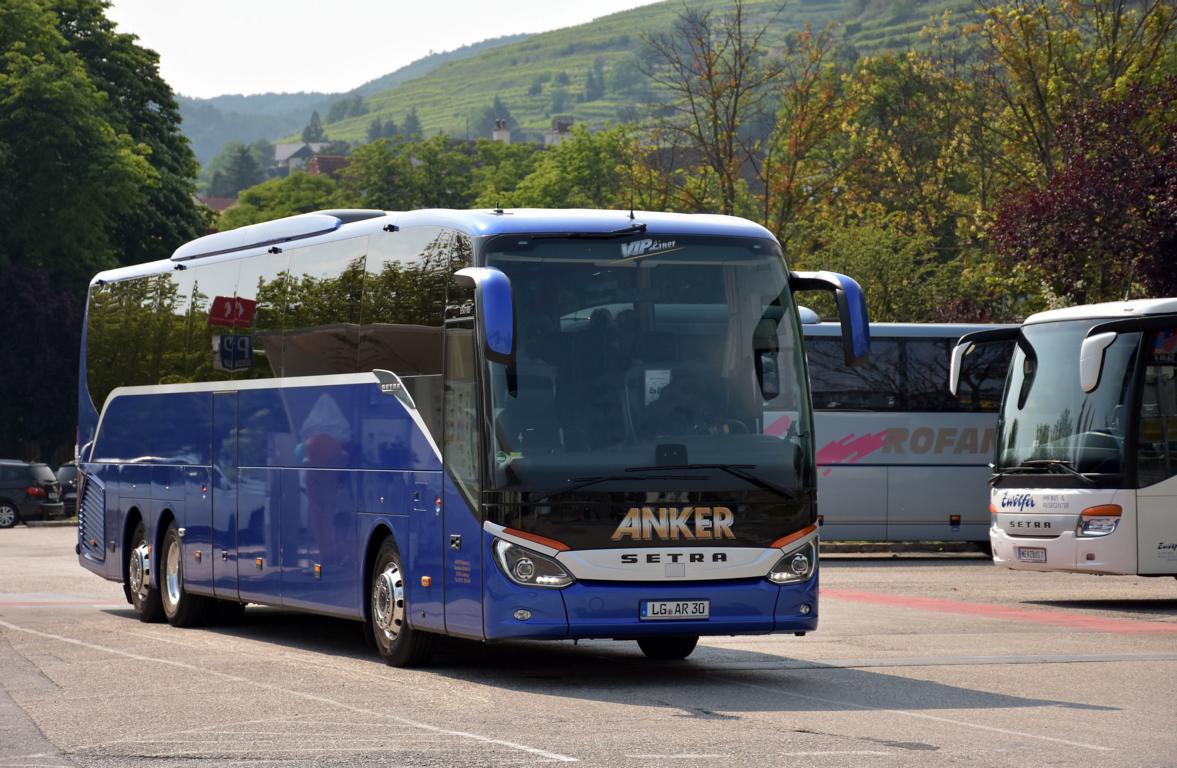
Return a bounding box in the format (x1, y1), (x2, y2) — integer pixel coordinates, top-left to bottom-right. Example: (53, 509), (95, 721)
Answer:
(821, 588), (1177, 635)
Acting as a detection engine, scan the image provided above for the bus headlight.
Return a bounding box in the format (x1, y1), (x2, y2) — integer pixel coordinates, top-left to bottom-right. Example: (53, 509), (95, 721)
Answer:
(1077, 504), (1122, 537)
(767, 541), (817, 584)
(493, 539), (574, 588)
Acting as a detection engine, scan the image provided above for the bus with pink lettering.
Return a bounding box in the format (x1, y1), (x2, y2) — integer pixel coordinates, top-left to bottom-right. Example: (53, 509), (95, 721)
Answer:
(950, 300), (1177, 577)
(801, 322), (1012, 547)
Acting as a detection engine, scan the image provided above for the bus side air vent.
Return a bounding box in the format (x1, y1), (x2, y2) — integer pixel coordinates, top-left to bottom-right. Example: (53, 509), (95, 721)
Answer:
(78, 476), (106, 563)
(170, 213), (343, 262)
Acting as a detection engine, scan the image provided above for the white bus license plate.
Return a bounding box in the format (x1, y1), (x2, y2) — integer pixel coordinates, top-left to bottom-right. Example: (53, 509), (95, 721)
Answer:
(1017, 547), (1047, 563)
(641, 600), (709, 620)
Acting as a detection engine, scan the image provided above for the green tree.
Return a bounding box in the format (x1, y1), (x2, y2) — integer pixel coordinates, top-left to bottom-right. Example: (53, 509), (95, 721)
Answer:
(642, 0), (788, 215)
(472, 95), (515, 138)
(974, 0), (1177, 184)
(219, 172), (340, 229)
(401, 108), (422, 139)
(506, 125), (633, 208)
(337, 139), (417, 210)
(326, 94), (368, 123)
(470, 139), (542, 207)
(51, 0), (207, 268)
(302, 110), (326, 142)
(209, 143), (265, 197)
(0, 0), (150, 279)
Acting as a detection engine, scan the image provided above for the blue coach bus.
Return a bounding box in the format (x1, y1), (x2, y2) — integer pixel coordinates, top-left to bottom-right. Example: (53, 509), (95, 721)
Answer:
(75, 208), (869, 665)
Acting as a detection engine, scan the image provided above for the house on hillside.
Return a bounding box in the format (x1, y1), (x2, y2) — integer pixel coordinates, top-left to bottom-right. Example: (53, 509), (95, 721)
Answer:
(305, 155), (351, 180)
(273, 142), (329, 175)
(544, 118), (573, 147)
(492, 119), (511, 144)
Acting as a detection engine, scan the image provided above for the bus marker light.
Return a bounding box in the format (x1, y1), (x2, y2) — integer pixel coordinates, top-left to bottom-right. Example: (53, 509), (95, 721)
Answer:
(513, 609), (532, 621)
(256, 558), (264, 570)
(194, 550), (202, 563)
(420, 576), (432, 587)
(313, 564), (321, 579)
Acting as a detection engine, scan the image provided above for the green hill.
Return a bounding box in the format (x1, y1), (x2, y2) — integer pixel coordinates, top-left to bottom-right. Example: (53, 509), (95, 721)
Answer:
(317, 0), (977, 144)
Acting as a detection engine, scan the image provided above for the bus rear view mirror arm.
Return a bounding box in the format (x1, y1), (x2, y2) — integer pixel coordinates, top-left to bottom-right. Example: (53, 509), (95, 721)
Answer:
(948, 327), (1019, 396)
(789, 271), (871, 366)
(454, 266), (516, 365)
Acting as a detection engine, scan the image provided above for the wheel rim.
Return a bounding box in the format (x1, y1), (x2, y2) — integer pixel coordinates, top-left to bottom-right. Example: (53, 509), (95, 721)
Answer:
(165, 538), (182, 607)
(372, 563), (405, 643)
(0, 505), (15, 527)
(129, 541), (149, 597)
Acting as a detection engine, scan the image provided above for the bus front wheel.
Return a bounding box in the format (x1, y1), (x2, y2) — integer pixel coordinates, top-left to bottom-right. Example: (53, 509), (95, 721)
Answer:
(160, 522), (213, 627)
(369, 538), (434, 667)
(638, 635), (699, 660)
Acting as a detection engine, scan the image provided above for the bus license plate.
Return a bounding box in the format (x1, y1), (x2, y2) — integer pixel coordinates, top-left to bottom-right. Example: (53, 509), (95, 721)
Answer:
(1017, 547), (1047, 563)
(641, 600), (709, 620)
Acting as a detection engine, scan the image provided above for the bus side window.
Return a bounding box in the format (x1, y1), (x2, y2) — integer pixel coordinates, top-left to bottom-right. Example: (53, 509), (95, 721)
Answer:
(1137, 332), (1177, 487)
(283, 237), (366, 377)
(807, 337), (901, 410)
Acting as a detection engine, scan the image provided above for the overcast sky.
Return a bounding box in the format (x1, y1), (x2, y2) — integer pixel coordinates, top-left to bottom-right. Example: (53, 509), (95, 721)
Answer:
(105, 0), (663, 99)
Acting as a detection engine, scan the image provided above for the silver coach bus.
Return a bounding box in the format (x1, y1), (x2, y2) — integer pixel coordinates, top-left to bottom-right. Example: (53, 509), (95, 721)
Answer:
(802, 323), (1013, 546)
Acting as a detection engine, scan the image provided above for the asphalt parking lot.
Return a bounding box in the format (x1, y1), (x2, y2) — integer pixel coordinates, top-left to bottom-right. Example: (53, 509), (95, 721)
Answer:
(2, 526), (1175, 767)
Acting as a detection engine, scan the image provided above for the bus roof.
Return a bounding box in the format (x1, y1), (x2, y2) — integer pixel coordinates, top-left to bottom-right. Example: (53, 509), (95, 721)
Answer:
(1023, 298), (1177, 326)
(93, 208), (777, 287)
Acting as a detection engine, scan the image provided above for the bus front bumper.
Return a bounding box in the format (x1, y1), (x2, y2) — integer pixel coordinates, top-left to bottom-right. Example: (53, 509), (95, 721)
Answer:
(483, 562), (818, 641)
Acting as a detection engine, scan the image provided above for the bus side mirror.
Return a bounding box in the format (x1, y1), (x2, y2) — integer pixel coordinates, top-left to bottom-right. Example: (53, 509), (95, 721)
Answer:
(948, 327), (1018, 396)
(455, 266), (515, 365)
(1079, 332), (1117, 393)
(789, 271), (870, 366)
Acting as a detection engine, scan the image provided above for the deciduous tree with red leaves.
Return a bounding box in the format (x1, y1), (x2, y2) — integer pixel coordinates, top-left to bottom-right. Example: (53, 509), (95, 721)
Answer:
(992, 78), (1177, 306)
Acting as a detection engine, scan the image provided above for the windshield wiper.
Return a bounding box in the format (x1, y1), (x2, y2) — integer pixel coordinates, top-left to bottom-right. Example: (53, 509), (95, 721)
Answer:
(991, 459), (1096, 486)
(530, 473), (697, 504)
(624, 463), (796, 500)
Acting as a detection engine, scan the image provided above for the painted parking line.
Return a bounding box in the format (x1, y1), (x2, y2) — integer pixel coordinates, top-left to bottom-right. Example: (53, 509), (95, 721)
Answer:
(0, 619), (577, 763)
(822, 588), (1177, 635)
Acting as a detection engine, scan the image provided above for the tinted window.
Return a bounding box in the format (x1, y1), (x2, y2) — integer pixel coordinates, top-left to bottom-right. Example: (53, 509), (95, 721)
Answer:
(808, 337), (901, 410)
(1137, 330), (1177, 487)
(86, 273), (201, 408)
(93, 393), (212, 464)
(283, 237), (366, 377)
(807, 334), (1011, 412)
(186, 259), (238, 385)
(233, 250), (290, 380)
(360, 228), (472, 444)
(0, 466), (22, 482)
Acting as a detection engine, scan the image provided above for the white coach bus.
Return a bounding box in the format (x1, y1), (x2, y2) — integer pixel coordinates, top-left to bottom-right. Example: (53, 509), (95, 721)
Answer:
(803, 323), (1012, 545)
(950, 299), (1177, 577)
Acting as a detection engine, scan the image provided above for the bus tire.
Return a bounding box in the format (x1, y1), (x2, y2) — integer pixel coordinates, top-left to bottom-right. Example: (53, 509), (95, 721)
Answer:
(159, 522), (212, 627)
(637, 635), (699, 660)
(127, 521), (163, 623)
(369, 538), (434, 667)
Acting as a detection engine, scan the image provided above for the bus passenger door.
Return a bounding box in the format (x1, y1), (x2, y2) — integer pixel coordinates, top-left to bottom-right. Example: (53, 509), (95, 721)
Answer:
(212, 391), (239, 600)
(1136, 359), (1177, 575)
(442, 313), (485, 639)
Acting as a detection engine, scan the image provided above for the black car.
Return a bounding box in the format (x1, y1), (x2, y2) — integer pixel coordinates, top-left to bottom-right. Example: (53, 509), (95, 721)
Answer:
(0, 460), (65, 528)
(56, 461), (79, 517)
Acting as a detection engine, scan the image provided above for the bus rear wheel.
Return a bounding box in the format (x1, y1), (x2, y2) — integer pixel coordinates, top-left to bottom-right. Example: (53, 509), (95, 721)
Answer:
(369, 539), (434, 667)
(127, 521), (163, 623)
(638, 635), (699, 660)
(160, 522), (213, 627)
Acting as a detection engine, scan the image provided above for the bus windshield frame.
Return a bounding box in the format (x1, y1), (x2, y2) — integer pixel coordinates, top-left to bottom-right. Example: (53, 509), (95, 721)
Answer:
(994, 319), (1142, 488)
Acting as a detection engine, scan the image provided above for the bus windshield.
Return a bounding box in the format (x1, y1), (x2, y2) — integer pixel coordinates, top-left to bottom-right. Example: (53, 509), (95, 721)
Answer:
(482, 234), (810, 498)
(997, 320), (1140, 478)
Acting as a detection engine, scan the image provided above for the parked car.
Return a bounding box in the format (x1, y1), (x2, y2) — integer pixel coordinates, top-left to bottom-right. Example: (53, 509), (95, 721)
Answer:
(56, 461), (78, 517)
(0, 460), (65, 528)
